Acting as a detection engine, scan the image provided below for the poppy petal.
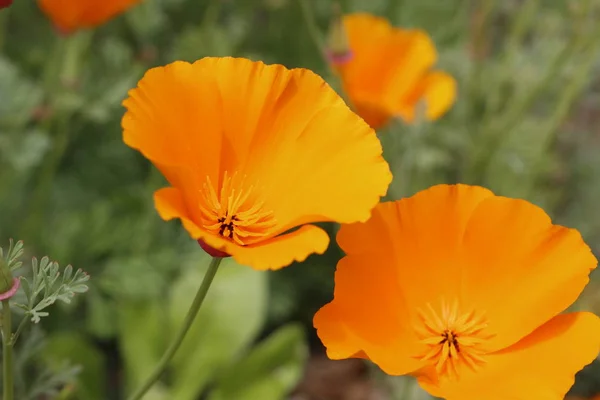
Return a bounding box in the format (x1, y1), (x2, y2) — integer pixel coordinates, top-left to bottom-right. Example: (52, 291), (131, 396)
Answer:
(418, 312), (600, 400)
(155, 188), (312, 268)
(38, 0), (140, 32)
(397, 71), (458, 122)
(123, 60), (223, 183)
(339, 184), (494, 308)
(313, 303), (362, 360)
(154, 187), (190, 222)
(200, 224), (330, 271)
(314, 253), (425, 375)
(126, 57), (391, 270)
(380, 30), (437, 111)
(462, 196), (598, 351)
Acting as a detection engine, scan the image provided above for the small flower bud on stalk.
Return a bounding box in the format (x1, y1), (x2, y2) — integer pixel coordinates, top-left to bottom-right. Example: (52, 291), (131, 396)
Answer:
(326, 3), (353, 65)
(0, 259), (20, 301)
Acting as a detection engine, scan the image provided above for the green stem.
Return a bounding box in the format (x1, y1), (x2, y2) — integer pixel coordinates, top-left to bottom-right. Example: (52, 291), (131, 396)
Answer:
(126, 256), (224, 400)
(297, 0), (352, 106)
(525, 38), (600, 197)
(481, 0), (540, 124)
(19, 113), (71, 242)
(298, 0), (325, 56)
(2, 300), (14, 400)
(10, 316), (28, 346)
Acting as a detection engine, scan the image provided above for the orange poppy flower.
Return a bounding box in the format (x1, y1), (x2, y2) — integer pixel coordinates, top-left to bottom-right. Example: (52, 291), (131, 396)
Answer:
(122, 57), (392, 271)
(314, 184), (600, 399)
(329, 13), (457, 129)
(38, 0), (141, 33)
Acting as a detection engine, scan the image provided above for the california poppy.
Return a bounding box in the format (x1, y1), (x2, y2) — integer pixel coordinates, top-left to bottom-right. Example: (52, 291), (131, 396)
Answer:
(38, 0), (141, 33)
(122, 57), (391, 271)
(314, 184), (600, 399)
(329, 13), (457, 129)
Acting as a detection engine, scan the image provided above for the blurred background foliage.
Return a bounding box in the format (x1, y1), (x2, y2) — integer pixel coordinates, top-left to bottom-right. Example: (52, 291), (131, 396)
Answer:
(1, 0), (600, 399)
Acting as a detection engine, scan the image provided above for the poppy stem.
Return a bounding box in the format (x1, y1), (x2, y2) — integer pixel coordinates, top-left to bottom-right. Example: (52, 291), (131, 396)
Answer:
(2, 299), (14, 400)
(297, 0), (353, 107)
(126, 256), (224, 400)
(297, 0), (325, 56)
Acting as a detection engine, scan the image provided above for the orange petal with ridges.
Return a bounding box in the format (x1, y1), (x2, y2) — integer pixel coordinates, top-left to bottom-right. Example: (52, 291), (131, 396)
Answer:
(314, 253), (424, 375)
(338, 184), (494, 308)
(155, 187), (329, 270)
(126, 57), (391, 270)
(314, 303), (362, 360)
(418, 312), (600, 400)
(38, 0), (141, 33)
(336, 13), (453, 128)
(461, 195), (598, 351)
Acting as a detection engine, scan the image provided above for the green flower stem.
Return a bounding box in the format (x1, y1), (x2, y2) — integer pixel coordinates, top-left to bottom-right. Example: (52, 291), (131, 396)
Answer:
(298, 0), (325, 56)
(19, 112), (71, 242)
(10, 315), (29, 346)
(297, 0), (353, 108)
(524, 37), (600, 197)
(2, 299), (14, 400)
(126, 256), (224, 400)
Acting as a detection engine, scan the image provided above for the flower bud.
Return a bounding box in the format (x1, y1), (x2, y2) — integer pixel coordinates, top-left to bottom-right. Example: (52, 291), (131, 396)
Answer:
(0, 258), (19, 300)
(326, 3), (353, 65)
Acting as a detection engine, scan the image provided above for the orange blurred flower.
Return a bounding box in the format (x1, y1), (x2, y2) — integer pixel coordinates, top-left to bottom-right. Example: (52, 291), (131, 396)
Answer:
(38, 0), (141, 33)
(122, 57), (392, 270)
(0, 0), (12, 9)
(314, 184), (600, 399)
(329, 13), (457, 129)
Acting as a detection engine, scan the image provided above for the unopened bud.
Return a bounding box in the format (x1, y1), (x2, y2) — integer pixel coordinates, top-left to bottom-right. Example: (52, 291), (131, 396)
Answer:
(326, 3), (353, 65)
(0, 259), (19, 300)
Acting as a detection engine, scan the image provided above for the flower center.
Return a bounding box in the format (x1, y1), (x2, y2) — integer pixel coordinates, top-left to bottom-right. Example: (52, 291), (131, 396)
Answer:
(198, 171), (277, 246)
(413, 299), (495, 380)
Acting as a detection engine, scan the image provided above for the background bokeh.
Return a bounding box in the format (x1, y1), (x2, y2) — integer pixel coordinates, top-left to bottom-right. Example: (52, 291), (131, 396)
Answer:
(1, 0), (600, 399)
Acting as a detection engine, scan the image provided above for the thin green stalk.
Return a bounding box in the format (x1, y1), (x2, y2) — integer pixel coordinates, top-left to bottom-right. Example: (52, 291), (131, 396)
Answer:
(298, 0), (325, 56)
(20, 32), (88, 242)
(467, 33), (586, 184)
(2, 299), (14, 400)
(10, 316), (28, 346)
(19, 113), (71, 242)
(481, 0), (540, 123)
(467, 0), (498, 100)
(525, 38), (600, 197)
(126, 256), (224, 400)
(297, 0), (352, 106)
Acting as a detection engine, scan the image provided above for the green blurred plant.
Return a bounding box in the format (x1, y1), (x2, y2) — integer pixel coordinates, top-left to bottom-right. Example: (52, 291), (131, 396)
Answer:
(0, 240), (89, 399)
(117, 255), (308, 400)
(1, 0), (600, 399)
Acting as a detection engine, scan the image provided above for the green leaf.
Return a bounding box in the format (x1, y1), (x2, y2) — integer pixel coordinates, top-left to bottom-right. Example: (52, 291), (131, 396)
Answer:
(41, 332), (106, 400)
(208, 323), (308, 400)
(169, 255), (268, 400)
